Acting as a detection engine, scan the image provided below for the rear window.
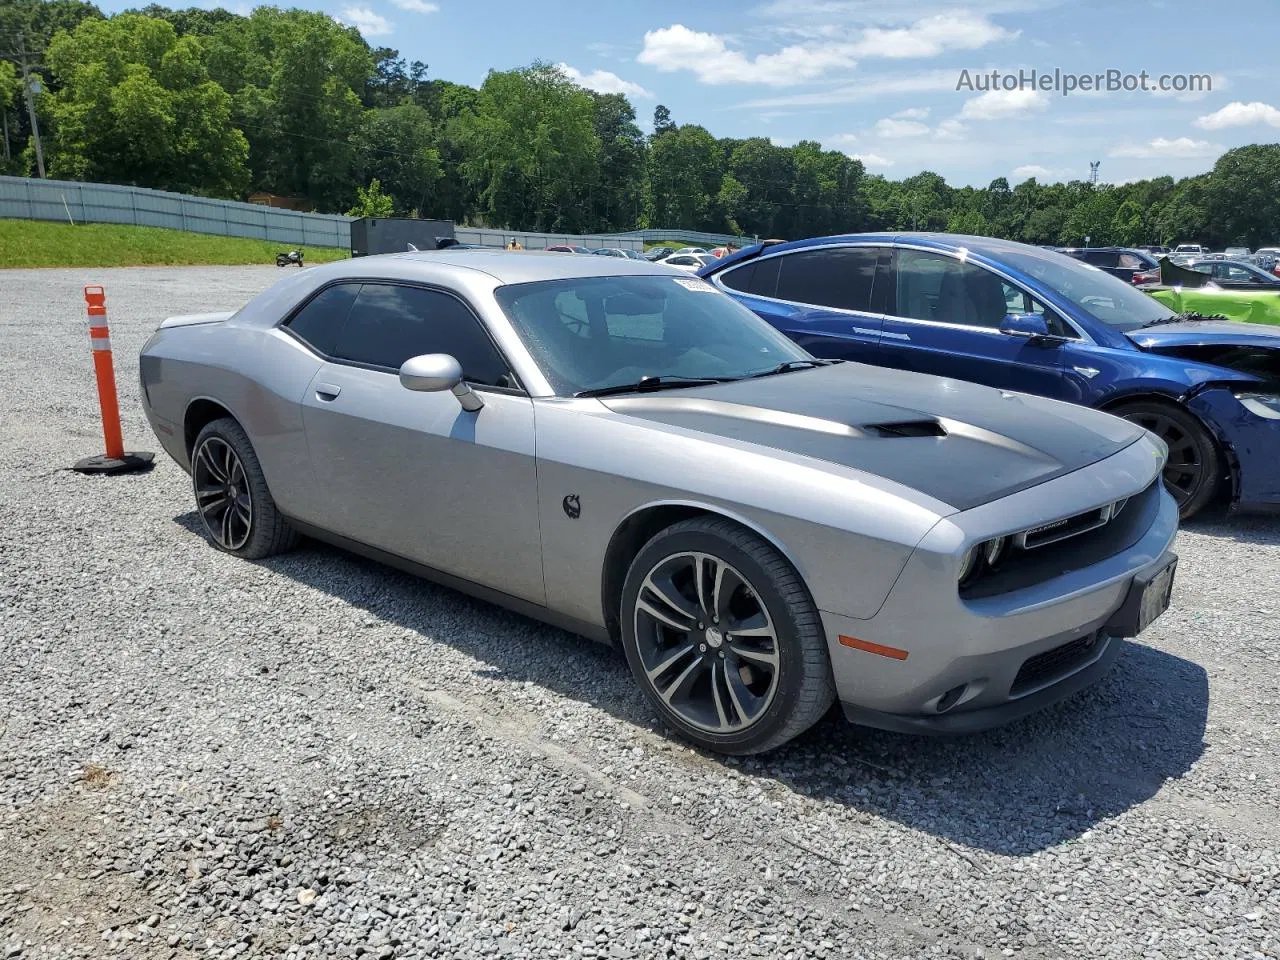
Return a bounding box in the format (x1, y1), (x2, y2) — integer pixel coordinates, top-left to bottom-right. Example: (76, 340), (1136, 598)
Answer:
(284, 283), (359, 355)
(774, 247), (879, 312)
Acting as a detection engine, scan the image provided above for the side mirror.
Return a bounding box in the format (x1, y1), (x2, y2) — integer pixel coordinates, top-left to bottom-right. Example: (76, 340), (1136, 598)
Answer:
(399, 354), (484, 412)
(999, 313), (1063, 344)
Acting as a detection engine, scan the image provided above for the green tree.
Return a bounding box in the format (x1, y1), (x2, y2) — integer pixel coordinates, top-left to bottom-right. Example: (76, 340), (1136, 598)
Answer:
(352, 104), (442, 215)
(44, 13), (249, 195)
(451, 63), (599, 232)
(647, 123), (722, 230)
(346, 178), (394, 217)
(208, 7), (373, 210)
(1062, 185), (1120, 245)
(589, 92), (645, 231)
(1205, 145), (1280, 249)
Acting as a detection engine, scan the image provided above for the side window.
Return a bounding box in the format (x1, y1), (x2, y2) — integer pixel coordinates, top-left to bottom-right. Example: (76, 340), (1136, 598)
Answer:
(331, 283), (513, 387)
(774, 247), (878, 312)
(894, 249), (1009, 329)
(1082, 251), (1118, 268)
(1000, 279), (1077, 339)
(284, 283), (360, 355)
(719, 262), (757, 294)
(1117, 252), (1144, 269)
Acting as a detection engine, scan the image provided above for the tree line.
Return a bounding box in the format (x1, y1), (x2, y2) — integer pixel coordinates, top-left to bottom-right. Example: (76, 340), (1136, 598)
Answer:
(2, 0), (1279, 248)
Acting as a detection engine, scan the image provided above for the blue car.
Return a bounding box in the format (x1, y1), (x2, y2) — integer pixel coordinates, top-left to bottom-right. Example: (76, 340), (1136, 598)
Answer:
(700, 233), (1280, 518)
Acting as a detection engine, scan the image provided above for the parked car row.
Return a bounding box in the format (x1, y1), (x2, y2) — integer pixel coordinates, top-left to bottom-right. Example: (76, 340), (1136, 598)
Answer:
(139, 233), (1279, 756)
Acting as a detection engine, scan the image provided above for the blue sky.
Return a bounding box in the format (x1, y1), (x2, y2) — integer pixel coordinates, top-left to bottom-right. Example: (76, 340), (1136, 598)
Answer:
(107, 0), (1280, 187)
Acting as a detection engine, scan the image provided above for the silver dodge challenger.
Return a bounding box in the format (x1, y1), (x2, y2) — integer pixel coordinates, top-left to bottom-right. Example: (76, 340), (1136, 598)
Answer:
(140, 251), (1179, 754)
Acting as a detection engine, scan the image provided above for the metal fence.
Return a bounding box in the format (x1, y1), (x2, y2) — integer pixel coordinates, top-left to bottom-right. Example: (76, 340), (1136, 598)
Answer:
(0, 175), (352, 248)
(0, 176), (647, 251)
(618, 228), (751, 248)
(453, 227), (642, 251)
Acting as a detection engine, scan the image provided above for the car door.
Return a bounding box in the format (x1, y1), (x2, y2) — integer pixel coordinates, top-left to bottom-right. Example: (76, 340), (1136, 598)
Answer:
(289, 280), (545, 605)
(876, 247), (1075, 399)
(717, 246), (885, 363)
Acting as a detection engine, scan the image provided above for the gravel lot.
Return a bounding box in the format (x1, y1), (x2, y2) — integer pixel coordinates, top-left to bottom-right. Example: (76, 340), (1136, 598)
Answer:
(1, 265), (1278, 960)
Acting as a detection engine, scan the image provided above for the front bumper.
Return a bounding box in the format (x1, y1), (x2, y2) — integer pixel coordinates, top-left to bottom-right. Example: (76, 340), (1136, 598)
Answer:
(1185, 387), (1280, 509)
(822, 443), (1179, 735)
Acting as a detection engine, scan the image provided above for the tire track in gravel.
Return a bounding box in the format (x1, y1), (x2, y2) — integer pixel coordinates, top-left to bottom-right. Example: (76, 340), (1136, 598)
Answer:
(403, 679), (1054, 960)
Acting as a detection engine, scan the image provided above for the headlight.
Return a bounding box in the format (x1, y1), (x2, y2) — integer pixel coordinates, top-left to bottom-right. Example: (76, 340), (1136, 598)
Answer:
(958, 536), (1008, 585)
(1237, 393), (1280, 420)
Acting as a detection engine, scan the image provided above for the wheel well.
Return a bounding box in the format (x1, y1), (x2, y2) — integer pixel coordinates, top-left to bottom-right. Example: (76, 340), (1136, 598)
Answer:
(1098, 391), (1238, 504)
(600, 505), (712, 645)
(184, 399), (234, 459)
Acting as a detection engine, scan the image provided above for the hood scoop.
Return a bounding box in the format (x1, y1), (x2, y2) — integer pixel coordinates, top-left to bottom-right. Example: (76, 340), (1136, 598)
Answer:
(864, 419), (947, 439)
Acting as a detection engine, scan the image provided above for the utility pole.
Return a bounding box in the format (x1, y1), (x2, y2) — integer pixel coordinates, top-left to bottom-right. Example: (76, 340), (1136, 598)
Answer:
(17, 33), (45, 178)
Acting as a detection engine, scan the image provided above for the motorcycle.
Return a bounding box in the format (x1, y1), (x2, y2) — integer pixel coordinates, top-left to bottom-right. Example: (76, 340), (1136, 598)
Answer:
(275, 250), (304, 267)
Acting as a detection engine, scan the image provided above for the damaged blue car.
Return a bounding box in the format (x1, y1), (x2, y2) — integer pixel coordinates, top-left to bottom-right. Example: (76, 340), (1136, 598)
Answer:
(701, 234), (1280, 518)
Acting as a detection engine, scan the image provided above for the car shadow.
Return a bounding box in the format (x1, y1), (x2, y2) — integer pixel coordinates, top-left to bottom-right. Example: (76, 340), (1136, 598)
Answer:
(176, 513), (1209, 857)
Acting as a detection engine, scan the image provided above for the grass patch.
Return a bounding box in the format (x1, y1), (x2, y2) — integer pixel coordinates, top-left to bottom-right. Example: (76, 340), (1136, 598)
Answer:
(0, 218), (350, 268)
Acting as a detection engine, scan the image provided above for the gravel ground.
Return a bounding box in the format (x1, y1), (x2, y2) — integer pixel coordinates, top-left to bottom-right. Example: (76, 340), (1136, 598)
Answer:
(1, 265), (1278, 960)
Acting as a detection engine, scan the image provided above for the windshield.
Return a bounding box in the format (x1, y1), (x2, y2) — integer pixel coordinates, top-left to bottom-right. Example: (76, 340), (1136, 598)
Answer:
(494, 274), (812, 395)
(994, 247), (1174, 330)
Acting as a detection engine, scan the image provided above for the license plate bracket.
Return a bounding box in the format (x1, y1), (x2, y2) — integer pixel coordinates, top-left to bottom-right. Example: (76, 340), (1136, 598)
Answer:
(1105, 552), (1177, 638)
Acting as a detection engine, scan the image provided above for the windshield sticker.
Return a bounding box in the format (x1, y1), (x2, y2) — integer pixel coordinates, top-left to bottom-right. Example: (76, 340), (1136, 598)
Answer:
(672, 277), (716, 292)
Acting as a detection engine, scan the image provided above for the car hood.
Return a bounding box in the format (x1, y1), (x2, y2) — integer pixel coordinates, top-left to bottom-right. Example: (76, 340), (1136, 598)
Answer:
(1125, 319), (1280, 349)
(600, 363), (1145, 511)
(1126, 320), (1280, 383)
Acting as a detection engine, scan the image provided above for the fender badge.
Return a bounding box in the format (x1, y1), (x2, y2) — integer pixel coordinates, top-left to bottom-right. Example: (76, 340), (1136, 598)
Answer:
(562, 495), (581, 519)
(1073, 366), (1101, 379)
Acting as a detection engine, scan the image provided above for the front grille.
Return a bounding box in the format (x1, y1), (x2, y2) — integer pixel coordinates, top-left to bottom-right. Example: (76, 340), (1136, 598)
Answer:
(1011, 632), (1104, 696)
(1016, 500), (1120, 550)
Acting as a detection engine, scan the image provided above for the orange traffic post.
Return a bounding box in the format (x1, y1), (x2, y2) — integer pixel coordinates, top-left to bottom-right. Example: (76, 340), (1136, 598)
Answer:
(71, 285), (155, 475)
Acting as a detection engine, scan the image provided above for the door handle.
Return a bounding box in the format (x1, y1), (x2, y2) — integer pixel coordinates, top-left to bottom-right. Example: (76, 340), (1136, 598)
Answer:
(315, 383), (342, 401)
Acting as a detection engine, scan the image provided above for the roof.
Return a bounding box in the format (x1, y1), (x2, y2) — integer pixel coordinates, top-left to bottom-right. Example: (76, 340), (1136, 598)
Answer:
(383, 249), (674, 284)
(702, 232), (1059, 276)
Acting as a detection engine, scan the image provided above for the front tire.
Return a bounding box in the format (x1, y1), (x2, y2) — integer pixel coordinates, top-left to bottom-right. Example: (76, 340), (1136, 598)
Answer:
(191, 418), (299, 559)
(1112, 399), (1221, 519)
(619, 517), (834, 755)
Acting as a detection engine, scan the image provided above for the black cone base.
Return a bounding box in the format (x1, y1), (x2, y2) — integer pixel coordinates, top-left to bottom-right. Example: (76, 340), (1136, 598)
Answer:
(72, 451), (156, 475)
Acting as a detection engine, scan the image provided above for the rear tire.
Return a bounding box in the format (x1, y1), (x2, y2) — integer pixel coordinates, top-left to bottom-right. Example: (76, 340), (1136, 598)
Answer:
(619, 517), (834, 755)
(1112, 399), (1221, 519)
(191, 417), (299, 559)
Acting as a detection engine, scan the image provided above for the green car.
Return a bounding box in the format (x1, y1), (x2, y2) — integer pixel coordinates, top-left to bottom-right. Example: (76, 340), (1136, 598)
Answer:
(1144, 257), (1280, 326)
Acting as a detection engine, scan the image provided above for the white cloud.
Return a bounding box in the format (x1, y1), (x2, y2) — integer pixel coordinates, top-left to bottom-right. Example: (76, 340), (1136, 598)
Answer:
(874, 117), (930, 138)
(892, 107), (931, 120)
(389, 0), (437, 12)
(849, 12), (1016, 58)
(959, 88), (1048, 120)
(1195, 101), (1280, 130)
(338, 6), (392, 37)
(1012, 164), (1052, 179)
(850, 152), (894, 168)
(738, 68), (961, 108)
(637, 24), (859, 86)
(934, 118), (967, 140)
(1109, 137), (1222, 159)
(637, 10), (1012, 87)
(557, 63), (653, 99)
(826, 133), (859, 147)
